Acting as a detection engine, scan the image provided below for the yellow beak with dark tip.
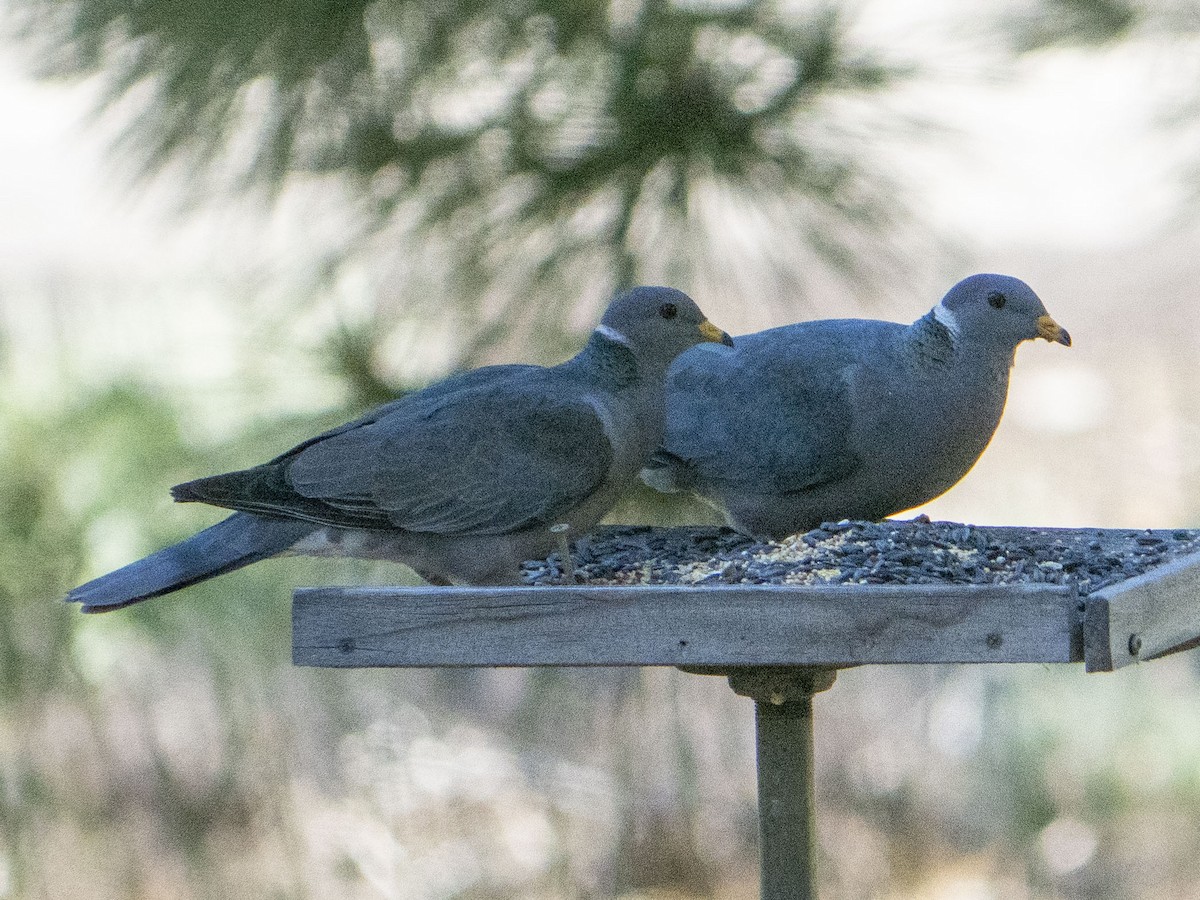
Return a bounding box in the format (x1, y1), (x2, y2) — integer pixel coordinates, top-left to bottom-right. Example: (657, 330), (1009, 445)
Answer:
(700, 319), (735, 347)
(1036, 314), (1071, 347)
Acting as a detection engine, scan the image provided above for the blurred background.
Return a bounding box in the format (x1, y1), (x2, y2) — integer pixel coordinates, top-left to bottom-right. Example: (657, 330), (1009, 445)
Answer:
(2, 0), (1199, 897)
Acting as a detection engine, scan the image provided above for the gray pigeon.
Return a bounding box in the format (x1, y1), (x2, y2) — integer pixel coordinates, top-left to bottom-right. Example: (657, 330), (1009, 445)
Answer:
(641, 273), (1070, 539)
(68, 286), (732, 611)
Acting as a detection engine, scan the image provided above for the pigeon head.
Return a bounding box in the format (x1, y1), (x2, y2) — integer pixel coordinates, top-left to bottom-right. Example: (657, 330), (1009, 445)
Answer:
(598, 286), (734, 365)
(936, 273), (1071, 350)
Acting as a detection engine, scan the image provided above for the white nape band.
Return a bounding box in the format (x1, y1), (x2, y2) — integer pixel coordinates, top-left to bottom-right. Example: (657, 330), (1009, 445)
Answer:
(932, 303), (960, 338)
(595, 324), (633, 347)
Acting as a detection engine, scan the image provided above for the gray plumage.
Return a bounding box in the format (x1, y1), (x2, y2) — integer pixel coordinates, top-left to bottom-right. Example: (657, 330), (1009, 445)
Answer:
(69, 286), (732, 611)
(642, 273), (1071, 539)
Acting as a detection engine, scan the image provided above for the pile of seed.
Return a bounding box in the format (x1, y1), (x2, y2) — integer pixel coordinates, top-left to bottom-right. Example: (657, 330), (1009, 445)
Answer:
(521, 517), (1200, 595)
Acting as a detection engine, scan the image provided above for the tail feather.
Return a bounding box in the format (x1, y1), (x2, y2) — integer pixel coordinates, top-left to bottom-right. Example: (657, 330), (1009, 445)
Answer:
(66, 513), (315, 613)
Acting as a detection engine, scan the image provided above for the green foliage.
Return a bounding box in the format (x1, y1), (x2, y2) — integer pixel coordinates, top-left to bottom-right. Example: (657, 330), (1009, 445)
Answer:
(17, 0), (915, 363)
(12, 3), (1200, 897)
(975, 665), (1200, 890)
(1007, 0), (1140, 51)
(31, 0), (374, 181)
(0, 384), (206, 699)
(0, 376), (401, 896)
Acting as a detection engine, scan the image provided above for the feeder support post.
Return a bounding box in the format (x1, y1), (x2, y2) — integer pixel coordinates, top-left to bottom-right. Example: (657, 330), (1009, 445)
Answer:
(727, 668), (838, 900)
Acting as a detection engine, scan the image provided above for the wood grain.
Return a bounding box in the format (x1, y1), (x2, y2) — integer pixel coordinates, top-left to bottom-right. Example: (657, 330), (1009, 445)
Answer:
(293, 583), (1083, 668)
(1084, 549), (1200, 672)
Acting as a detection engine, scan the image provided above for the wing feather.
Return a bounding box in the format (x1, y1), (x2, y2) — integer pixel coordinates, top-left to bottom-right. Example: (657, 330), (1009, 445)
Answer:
(286, 377), (614, 534)
(174, 364), (611, 535)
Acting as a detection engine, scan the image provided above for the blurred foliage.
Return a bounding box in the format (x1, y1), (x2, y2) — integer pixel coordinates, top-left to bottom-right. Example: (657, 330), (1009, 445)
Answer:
(1009, 0), (1200, 208)
(5, 1), (1200, 898)
(1007, 0), (1200, 53)
(15, 0), (917, 371)
(0, 358), (745, 896)
(811, 663), (1200, 898)
(5, 369), (1200, 897)
(1007, 0), (1140, 50)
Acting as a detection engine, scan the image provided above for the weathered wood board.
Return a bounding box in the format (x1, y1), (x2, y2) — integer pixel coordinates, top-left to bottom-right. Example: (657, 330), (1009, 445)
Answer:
(1084, 549), (1200, 672)
(293, 583), (1084, 669)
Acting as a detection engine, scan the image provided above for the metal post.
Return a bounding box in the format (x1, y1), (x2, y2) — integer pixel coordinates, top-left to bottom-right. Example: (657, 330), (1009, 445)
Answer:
(727, 668), (837, 900)
(755, 695), (816, 899)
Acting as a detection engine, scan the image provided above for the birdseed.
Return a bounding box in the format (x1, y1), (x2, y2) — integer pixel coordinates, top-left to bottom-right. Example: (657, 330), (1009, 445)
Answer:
(521, 516), (1200, 594)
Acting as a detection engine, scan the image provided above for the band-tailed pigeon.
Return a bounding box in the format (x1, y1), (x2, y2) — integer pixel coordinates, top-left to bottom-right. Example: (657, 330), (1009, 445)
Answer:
(641, 274), (1070, 538)
(69, 286), (731, 611)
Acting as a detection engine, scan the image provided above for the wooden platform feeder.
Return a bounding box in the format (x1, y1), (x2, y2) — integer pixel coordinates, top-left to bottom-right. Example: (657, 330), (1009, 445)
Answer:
(292, 527), (1200, 900)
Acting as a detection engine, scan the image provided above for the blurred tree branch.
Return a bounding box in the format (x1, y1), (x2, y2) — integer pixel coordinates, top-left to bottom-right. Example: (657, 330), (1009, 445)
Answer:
(1006, 0), (1140, 50)
(1006, 0), (1200, 52)
(1006, 0), (1200, 226)
(14, 0), (920, 391)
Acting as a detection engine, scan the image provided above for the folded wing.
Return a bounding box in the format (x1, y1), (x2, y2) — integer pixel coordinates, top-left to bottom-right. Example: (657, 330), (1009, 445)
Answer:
(174, 373), (614, 536)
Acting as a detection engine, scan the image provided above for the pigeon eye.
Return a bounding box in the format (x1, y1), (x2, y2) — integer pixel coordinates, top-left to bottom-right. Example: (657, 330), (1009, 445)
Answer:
(987, 291), (1007, 310)
(658, 302), (678, 320)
